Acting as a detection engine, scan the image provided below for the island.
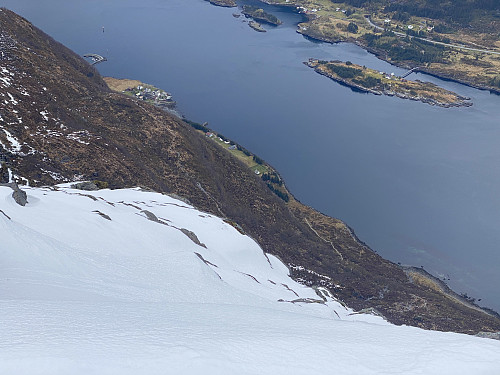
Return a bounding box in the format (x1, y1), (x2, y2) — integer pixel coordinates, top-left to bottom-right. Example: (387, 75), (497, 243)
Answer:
(249, 21), (266, 33)
(242, 5), (282, 26)
(306, 59), (472, 107)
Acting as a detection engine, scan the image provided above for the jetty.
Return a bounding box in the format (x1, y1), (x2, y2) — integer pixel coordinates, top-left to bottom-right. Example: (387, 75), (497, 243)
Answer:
(83, 54), (107, 65)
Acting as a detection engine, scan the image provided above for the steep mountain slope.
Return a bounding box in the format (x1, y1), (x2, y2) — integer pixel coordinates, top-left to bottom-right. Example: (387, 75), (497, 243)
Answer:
(1, 7), (499, 333)
(1, 184), (500, 374)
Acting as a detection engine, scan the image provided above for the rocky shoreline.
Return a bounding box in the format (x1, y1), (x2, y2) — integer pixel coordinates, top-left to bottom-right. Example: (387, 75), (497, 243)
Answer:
(306, 59), (472, 108)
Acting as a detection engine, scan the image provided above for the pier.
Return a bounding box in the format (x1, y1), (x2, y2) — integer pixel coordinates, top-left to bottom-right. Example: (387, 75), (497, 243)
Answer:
(83, 54), (107, 65)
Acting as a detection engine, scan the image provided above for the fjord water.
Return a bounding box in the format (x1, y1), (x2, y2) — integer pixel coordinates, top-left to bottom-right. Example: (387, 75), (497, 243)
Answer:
(5, 0), (500, 311)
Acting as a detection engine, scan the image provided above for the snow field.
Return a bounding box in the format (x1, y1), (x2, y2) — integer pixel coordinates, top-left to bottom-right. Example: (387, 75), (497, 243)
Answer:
(1, 185), (499, 374)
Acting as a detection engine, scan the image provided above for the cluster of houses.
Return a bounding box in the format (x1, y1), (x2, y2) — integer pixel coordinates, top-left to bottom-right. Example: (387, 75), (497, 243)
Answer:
(377, 71), (409, 82)
(125, 85), (173, 105)
(206, 132), (233, 146)
(383, 19), (434, 32)
(295, 5), (320, 14)
(205, 131), (262, 175)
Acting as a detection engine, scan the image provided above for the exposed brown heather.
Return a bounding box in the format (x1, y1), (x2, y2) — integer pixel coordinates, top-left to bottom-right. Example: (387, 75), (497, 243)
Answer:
(102, 77), (143, 92)
(1, 8), (499, 334)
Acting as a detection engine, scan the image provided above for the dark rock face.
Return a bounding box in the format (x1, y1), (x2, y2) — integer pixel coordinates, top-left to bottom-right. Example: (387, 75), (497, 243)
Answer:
(0, 163), (9, 183)
(1, 8), (499, 333)
(11, 185), (27, 206)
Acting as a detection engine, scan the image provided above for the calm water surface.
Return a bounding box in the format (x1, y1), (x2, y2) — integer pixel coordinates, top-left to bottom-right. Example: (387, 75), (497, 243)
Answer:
(4, 0), (500, 310)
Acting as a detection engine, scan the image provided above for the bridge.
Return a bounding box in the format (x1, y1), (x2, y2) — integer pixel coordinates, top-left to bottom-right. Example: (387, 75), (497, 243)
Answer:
(401, 66), (421, 79)
(83, 54), (107, 65)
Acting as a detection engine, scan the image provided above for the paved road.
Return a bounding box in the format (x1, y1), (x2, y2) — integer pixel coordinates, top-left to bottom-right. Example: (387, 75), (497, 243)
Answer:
(364, 16), (500, 56)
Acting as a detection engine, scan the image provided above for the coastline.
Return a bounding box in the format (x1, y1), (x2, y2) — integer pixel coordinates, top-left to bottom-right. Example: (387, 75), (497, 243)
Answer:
(255, 0), (500, 95)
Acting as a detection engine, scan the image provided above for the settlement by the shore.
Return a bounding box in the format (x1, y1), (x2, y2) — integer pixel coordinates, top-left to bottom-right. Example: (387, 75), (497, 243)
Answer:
(103, 77), (176, 111)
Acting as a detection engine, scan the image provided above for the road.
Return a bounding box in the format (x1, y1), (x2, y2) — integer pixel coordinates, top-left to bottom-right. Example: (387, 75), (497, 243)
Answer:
(364, 16), (500, 56)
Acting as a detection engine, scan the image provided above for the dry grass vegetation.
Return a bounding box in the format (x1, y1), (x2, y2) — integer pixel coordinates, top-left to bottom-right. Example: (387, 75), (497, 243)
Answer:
(103, 77), (142, 92)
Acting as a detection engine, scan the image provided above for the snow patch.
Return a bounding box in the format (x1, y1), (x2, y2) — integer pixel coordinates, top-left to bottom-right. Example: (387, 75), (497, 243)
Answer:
(2, 128), (22, 153)
(0, 76), (11, 87)
(40, 110), (49, 121)
(39, 169), (65, 181)
(6, 92), (17, 105)
(67, 130), (95, 145)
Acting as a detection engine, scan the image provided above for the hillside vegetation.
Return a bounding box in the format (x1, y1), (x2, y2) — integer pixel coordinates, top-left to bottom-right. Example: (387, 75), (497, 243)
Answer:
(1, 7), (500, 334)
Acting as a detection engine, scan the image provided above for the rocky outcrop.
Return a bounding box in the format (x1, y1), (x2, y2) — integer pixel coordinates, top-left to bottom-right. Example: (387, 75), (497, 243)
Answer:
(0, 162), (9, 183)
(0, 182), (28, 206)
(181, 228), (207, 248)
(71, 181), (99, 191)
(11, 183), (27, 206)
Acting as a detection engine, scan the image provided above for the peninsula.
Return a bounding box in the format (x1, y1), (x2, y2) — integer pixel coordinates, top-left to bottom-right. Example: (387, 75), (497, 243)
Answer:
(103, 77), (176, 111)
(239, 0), (500, 94)
(307, 59), (472, 108)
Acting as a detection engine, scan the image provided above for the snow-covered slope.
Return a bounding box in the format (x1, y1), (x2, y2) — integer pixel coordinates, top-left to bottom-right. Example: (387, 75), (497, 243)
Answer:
(1, 185), (499, 374)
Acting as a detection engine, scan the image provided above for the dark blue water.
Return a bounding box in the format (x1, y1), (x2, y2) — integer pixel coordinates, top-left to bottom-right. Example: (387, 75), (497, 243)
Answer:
(4, 0), (500, 311)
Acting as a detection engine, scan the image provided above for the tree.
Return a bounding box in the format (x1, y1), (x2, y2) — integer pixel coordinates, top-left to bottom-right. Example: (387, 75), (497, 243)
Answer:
(347, 22), (359, 34)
